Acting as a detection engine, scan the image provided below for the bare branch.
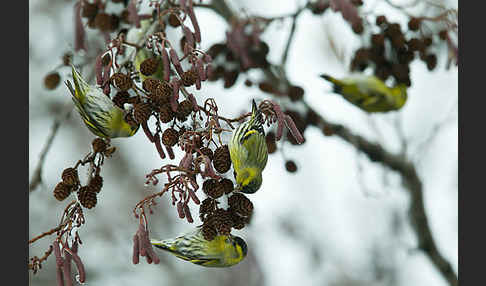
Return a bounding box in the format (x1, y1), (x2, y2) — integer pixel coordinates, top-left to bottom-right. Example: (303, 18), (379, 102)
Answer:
(29, 110), (72, 193)
(305, 104), (458, 286)
(281, 4), (307, 66)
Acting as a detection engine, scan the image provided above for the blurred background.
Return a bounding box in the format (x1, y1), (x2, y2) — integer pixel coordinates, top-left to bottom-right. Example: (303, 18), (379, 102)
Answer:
(29, 0), (457, 285)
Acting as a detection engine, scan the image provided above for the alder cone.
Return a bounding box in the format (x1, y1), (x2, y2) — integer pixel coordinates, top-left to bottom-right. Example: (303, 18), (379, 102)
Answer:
(203, 179), (224, 199)
(285, 160), (297, 173)
(89, 174), (103, 193)
(143, 78), (160, 93)
(219, 178), (234, 194)
(230, 211), (246, 230)
(44, 73), (60, 90)
(62, 168), (79, 186)
(140, 58), (159, 76)
(202, 224), (217, 241)
(213, 145), (231, 173)
(212, 209), (233, 235)
(228, 193), (253, 217)
(199, 198), (216, 221)
(92, 138), (107, 153)
(53, 182), (72, 201)
(177, 100), (193, 117)
(181, 70), (198, 87)
(159, 106), (175, 123)
(199, 147), (213, 161)
(111, 73), (132, 91)
(133, 102), (151, 124)
(94, 13), (112, 32)
(78, 186), (97, 209)
(162, 128), (178, 146)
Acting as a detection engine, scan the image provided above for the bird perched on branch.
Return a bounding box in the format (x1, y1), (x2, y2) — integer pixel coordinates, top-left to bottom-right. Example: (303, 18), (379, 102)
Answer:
(319, 74), (408, 112)
(150, 228), (247, 267)
(229, 100), (268, 194)
(65, 65), (139, 138)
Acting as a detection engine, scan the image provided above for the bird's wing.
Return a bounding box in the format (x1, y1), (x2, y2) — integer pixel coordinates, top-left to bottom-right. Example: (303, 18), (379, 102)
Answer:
(229, 124), (249, 170)
(240, 129), (261, 144)
(361, 94), (382, 107)
(241, 130), (267, 167)
(239, 116), (265, 145)
(79, 90), (116, 137)
(65, 80), (107, 137)
(68, 65), (138, 138)
(356, 76), (390, 96)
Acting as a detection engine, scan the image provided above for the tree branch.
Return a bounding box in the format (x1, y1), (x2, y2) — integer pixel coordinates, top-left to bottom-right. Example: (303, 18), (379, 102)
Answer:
(203, 1), (458, 285)
(305, 103), (458, 286)
(29, 111), (72, 193)
(281, 4), (307, 66)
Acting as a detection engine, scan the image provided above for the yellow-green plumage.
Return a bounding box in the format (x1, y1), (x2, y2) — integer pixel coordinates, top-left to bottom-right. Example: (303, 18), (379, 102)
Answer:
(320, 74), (408, 113)
(150, 229), (247, 267)
(65, 65), (139, 138)
(229, 100), (268, 194)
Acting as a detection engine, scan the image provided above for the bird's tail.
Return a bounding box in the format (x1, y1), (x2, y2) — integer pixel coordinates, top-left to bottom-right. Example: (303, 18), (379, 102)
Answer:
(64, 77), (90, 121)
(151, 238), (189, 259)
(150, 239), (171, 251)
(64, 77), (88, 121)
(319, 74), (343, 93)
(65, 80), (76, 97)
(69, 65), (90, 102)
(251, 99), (263, 124)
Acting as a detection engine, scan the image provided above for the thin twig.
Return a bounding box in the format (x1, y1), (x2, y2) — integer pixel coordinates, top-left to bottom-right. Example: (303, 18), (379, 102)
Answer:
(29, 110), (72, 193)
(29, 224), (65, 244)
(281, 4), (307, 66)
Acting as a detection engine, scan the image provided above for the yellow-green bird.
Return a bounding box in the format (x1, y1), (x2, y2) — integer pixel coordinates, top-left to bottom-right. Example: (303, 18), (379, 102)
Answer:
(229, 100), (268, 194)
(65, 65), (139, 138)
(150, 229), (248, 267)
(320, 74), (408, 112)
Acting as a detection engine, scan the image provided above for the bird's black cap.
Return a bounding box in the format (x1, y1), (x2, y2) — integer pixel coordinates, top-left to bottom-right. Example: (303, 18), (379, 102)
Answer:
(233, 236), (248, 257)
